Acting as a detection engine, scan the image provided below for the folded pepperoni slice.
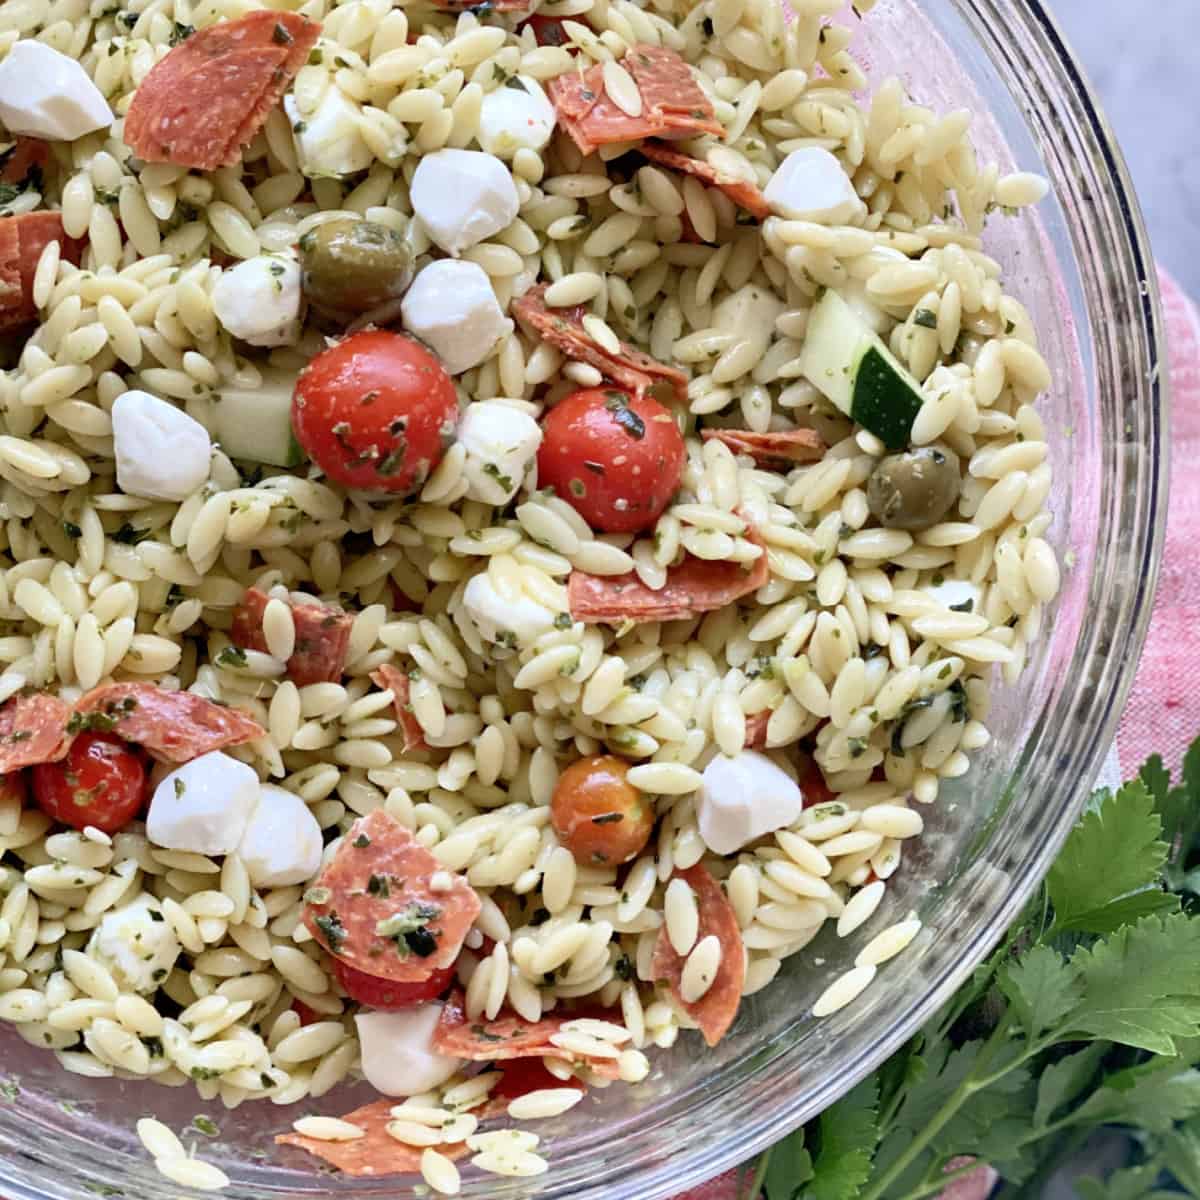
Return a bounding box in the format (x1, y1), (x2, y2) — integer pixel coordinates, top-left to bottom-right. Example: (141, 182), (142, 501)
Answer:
(640, 140), (770, 222)
(548, 44), (722, 156)
(276, 1098), (472, 1178)
(0, 693), (72, 772)
(625, 46), (724, 138)
(568, 528), (768, 624)
(431, 989), (621, 1077)
(701, 427), (826, 469)
(231, 588), (353, 686)
(72, 682), (265, 764)
(512, 283), (689, 407)
(303, 810), (480, 983)
(124, 12), (321, 171)
(651, 864), (745, 1046)
(0, 213), (86, 333)
(369, 664), (428, 754)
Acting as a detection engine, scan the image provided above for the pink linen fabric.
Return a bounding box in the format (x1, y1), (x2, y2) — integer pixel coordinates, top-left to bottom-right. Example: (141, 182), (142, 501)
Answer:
(671, 269), (1195, 1200)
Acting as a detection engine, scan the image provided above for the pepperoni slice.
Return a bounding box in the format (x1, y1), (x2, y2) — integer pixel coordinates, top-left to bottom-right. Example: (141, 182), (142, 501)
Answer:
(700, 427), (826, 469)
(650, 864), (745, 1046)
(124, 12), (321, 171)
(431, 990), (621, 1077)
(640, 140), (770, 222)
(0, 138), (49, 186)
(0, 213), (86, 333)
(72, 683), (265, 764)
(512, 284), (688, 407)
(0, 693), (72, 772)
(548, 45), (723, 156)
(744, 709), (770, 749)
(303, 810), (480, 983)
(568, 528), (768, 624)
(276, 1098), (472, 1178)
(369, 665), (427, 754)
(231, 588), (353, 686)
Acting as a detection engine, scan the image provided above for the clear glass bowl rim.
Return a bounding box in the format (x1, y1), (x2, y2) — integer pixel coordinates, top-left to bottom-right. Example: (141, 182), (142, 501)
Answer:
(0, 0), (1168, 1197)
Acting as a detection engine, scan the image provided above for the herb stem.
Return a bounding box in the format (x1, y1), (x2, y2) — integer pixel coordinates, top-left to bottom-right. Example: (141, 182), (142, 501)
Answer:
(892, 1158), (992, 1200)
(860, 1010), (1016, 1200)
(747, 1148), (771, 1199)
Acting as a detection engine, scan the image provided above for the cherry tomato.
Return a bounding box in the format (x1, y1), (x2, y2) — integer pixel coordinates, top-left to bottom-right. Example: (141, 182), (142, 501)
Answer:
(31, 733), (146, 834)
(292, 330), (458, 495)
(332, 956), (456, 1009)
(493, 1057), (582, 1101)
(520, 13), (570, 45)
(536, 388), (685, 534)
(550, 754), (654, 866)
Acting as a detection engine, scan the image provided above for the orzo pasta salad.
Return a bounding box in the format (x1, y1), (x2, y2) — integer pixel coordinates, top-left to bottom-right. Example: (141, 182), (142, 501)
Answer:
(0, 0), (1058, 1186)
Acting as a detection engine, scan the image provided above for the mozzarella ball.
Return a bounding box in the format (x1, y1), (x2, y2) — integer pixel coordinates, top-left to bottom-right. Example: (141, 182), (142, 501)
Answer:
(696, 750), (804, 855)
(764, 147), (864, 224)
(400, 259), (513, 375)
(410, 148), (519, 256)
(211, 254), (302, 347)
(478, 77), (556, 157)
(457, 400), (542, 505)
(0, 41), (111, 141)
(88, 896), (181, 994)
(112, 390), (212, 502)
(237, 784), (323, 889)
(146, 751), (260, 857)
(355, 1005), (464, 1097)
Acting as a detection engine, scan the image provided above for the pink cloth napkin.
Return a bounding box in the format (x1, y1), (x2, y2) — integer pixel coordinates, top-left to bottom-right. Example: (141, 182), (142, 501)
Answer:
(672, 268), (1196, 1200)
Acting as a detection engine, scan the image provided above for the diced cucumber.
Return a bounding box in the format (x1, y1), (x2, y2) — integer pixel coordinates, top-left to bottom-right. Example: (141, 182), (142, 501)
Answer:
(799, 288), (924, 450)
(213, 370), (306, 468)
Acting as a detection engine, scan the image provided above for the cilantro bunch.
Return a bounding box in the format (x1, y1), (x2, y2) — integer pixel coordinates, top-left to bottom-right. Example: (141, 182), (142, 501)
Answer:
(755, 740), (1200, 1200)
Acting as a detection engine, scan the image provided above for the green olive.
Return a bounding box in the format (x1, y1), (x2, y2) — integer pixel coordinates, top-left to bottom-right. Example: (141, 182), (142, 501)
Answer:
(866, 447), (961, 531)
(298, 218), (413, 315)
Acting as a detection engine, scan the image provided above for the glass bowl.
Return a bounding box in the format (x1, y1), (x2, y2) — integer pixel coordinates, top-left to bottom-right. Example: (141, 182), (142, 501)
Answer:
(0, 0), (1167, 1196)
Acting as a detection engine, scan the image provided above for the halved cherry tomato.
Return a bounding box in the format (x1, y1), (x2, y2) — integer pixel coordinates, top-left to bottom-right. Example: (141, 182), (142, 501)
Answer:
(31, 733), (146, 834)
(493, 1057), (583, 1101)
(521, 13), (570, 46)
(536, 388), (685, 533)
(551, 754), (654, 866)
(292, 330), (458, 495)
(332, 956), (456, 1009)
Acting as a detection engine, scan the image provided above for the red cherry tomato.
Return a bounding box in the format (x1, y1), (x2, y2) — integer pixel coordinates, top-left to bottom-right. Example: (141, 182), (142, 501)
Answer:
(292, 330), (458, 495)
(493, 1057), (583, 1101)
(536, 388), (685, 534)
(799, 754), (835, 808)
(31, 734), (146, 834)
(521, 13), (570, 45)
(332, 956), (456, 1009)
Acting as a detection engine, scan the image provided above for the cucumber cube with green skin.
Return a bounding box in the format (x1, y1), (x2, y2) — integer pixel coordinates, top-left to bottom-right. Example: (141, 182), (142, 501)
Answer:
(799, 288), (925, 450)
(213, 372), (306, 468)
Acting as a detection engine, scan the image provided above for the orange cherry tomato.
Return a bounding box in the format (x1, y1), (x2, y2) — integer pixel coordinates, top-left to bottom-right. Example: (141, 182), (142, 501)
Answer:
(292, 330), (458, 494)
(550, 754), (654, 866)
(536, 388), (685, 533)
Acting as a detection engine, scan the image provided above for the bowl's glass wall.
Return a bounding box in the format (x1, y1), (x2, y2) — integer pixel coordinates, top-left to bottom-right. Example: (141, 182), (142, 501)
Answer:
(0, 0), (1165, 1197)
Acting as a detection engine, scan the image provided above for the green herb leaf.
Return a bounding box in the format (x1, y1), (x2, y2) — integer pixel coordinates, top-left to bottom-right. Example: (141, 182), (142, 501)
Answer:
(998, 944), (1081, 1038)
(1067, 912), (1200, 1054)
(807, 1077), (879, 1200)
(762, 1127), (813, 1200)
(1067, 1060), (1200, 1134)
(1032, 1042), (1106, 1126)
(1047, 778), (1170, 934)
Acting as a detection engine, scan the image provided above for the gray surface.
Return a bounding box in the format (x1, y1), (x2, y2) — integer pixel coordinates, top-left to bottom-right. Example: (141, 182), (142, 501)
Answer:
(1047, 0), (1200, 296)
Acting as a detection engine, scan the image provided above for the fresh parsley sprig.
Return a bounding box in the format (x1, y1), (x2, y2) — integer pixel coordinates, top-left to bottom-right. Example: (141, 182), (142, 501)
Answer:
(756, 738), (1200, 1200)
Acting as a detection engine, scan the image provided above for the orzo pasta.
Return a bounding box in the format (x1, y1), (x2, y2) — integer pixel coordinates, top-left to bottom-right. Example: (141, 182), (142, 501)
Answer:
(0, 0), (1056, 1188)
